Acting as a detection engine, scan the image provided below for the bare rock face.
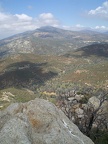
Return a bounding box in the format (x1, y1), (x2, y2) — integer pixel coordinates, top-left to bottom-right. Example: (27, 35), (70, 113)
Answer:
(0, 98), (94, 144)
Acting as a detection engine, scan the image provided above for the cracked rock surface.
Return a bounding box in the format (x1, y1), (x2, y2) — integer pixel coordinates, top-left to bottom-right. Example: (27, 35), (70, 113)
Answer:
(0, 98), (94, 144)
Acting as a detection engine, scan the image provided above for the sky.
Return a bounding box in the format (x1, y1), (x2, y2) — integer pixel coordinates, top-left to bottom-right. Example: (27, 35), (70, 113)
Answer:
(0, 0), (108, 39)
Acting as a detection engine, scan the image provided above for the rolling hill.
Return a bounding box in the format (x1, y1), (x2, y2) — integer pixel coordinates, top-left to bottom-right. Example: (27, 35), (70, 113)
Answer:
(0, 26), (108, 110)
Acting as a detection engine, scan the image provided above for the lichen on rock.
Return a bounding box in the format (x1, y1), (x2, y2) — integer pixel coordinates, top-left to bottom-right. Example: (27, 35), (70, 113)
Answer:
(0, 98), (94, 144)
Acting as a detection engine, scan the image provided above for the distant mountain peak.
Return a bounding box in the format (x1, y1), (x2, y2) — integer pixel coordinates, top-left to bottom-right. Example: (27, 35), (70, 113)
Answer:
(0, 25), (108, 58)
(36, 26), (64, 33)
(37, 26), (59, 30)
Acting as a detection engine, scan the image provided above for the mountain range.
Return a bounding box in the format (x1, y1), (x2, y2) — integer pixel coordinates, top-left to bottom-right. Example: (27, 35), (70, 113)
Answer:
(0, 26), (108, 57)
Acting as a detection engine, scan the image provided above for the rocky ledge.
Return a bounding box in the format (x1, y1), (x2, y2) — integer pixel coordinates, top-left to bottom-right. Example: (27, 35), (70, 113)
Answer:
(0, 98), (94, 144)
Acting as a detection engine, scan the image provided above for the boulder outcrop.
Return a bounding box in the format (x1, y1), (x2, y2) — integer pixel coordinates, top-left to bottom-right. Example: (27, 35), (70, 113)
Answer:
(0, 98), (94, 144)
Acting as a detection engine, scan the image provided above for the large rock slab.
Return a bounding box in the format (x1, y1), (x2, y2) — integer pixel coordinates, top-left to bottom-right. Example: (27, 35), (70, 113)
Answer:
(0, 98), (94, 144)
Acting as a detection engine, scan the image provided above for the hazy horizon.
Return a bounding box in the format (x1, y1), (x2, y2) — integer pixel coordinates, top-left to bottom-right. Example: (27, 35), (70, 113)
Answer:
(0, 0), (108, 39)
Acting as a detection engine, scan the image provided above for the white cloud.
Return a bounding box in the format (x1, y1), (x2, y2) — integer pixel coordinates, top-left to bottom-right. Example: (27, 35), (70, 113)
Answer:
(39, 13), (54, 19)
(88, 1), (108, 19)
(62, 24), (85, 31)
(75, 24), (84, 28)
(0, 12), (11, 20)
(95, 25), (108, 31)
(38, 13), (60, 27)
(0, 12), (60, 39)
(63, 24), (108, 32)
(15, 14), (33, 21)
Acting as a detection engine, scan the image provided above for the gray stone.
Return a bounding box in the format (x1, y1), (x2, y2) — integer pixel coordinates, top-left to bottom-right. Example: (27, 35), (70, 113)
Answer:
(75, 94), (84, 101)
(75, 108), (84, 118)
(88, 96), (100, 109)
(0, 98), (94, 144)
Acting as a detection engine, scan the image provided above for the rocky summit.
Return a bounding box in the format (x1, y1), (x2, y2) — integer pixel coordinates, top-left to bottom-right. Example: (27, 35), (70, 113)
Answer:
(0, 98), (94, 144)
